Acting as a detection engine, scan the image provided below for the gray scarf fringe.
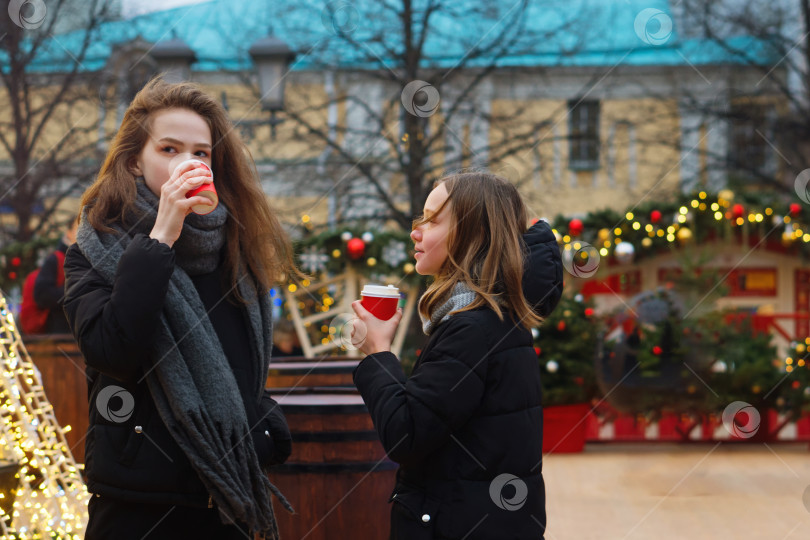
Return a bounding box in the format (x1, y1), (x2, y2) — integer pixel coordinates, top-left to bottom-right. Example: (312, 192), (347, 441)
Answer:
(77, 181), (290, 537)
(420, 282), (477, 335)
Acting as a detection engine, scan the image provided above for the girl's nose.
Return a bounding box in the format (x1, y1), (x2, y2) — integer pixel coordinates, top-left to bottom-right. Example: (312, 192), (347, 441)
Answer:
(410, 228), (421, 242)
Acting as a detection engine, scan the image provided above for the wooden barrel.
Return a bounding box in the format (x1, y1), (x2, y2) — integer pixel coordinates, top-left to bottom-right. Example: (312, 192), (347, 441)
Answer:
(24, 335), (88, 463)
(269, 393), (396, 540)
(266, 359), (360, 390)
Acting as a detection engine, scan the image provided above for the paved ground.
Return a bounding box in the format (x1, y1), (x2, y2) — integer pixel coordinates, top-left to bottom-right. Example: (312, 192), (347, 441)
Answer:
(543, 443), (810, 540)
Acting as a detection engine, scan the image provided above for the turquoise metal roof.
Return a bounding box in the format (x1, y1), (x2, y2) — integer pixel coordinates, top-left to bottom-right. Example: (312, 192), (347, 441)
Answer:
(4, 0), (780, 74)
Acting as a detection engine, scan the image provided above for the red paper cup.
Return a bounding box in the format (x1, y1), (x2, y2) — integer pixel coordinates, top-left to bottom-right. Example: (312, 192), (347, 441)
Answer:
(186, 182), (218, 215)
(361, 284), (400, 320)
(175, 159), (217, 215)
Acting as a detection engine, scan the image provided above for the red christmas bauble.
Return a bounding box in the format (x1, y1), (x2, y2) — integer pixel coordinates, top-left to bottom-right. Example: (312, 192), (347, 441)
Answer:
(652, 345), (663, 356)
(650, 210), (662, 224)
(534, 346), (541, 356)
(568, 218), (584, 236)
(792, 380), (801, 390)
(584, 307), (594, 317)
(556, 320), (566, 332)
(790, 203), (802, 216)
(732, 204), (744, 219)
(11, 257), (20, 266)
(346, 238), (366, 260)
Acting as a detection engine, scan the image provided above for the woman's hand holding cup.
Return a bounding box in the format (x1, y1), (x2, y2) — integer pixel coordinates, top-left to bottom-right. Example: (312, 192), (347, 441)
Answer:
(177, 159), (218, 215)
(149, 158), (215, 248)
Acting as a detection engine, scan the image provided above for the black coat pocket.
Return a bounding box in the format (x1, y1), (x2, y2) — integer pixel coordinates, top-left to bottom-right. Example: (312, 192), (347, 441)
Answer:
(389, 484), (439, 540)
(251, 390), (292, 467)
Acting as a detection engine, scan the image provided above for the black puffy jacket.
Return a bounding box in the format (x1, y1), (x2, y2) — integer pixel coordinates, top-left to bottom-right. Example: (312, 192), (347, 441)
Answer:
(353, 220), (563, 540)
(62, 234), (291, 507)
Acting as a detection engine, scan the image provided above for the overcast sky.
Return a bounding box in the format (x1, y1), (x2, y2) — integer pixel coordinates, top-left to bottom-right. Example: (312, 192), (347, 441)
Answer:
(121, 0), (211, 18)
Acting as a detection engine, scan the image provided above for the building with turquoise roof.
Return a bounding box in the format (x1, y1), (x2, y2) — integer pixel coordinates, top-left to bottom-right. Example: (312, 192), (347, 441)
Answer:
(0, 0), (791, 226)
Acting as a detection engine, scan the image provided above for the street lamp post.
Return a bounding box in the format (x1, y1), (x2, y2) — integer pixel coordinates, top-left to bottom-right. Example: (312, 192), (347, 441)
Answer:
(150, 38), (196, 83)
(249, 34), (296, 139)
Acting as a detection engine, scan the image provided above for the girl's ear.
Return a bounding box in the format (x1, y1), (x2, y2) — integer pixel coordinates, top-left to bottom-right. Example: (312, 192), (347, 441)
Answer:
(128, 156), (143, 177)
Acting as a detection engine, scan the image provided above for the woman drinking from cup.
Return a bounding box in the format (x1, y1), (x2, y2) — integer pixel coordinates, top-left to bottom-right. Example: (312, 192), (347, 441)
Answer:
(64, 78), (297, 539)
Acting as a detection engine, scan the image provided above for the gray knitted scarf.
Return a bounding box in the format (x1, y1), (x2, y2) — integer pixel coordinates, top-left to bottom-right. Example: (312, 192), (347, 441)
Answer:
(76, 180), (290, 538)
(420, 282), (477, 335)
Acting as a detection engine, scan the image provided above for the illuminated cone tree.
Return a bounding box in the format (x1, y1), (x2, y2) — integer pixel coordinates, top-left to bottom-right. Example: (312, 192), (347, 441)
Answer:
(0, 292), (88, 538)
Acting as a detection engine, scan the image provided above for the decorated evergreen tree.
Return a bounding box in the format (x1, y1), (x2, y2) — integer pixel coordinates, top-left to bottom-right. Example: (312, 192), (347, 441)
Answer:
(597, 278), (785, 421)
(775, 339), (810, 419)
(705, 313), (781, 414)
(534, 293), (601, 407)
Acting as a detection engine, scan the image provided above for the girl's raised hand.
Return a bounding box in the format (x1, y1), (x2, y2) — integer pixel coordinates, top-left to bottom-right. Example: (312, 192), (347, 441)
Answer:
(350, 300), (403, 356)
(149, 162), (213, 248)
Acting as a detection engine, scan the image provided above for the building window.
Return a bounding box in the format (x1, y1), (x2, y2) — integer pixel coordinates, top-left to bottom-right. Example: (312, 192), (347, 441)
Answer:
(568, 99), (600, 171)
(729, 102), (773, 174)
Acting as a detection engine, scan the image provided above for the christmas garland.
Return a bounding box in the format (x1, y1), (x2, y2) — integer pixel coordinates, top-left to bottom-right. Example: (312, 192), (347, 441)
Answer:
(549, 190), (809, 268)
(292, 227), (420, 282)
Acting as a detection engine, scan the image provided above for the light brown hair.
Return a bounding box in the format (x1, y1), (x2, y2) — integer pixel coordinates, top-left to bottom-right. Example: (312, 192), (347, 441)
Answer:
(416, 171), (542, 330)
(80, 77), (298, 299)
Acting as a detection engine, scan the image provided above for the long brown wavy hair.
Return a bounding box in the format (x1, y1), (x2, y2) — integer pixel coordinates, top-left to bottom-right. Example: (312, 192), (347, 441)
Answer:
(81, 77), (298, 299)
(416, 171), (542, 330)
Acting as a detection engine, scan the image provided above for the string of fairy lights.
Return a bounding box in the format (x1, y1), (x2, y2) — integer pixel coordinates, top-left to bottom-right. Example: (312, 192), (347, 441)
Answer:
(552, 190), (809, 268)
(0, 293), (88, 538)
(284, 278), (345, 347)
(783, 338), (810, 375)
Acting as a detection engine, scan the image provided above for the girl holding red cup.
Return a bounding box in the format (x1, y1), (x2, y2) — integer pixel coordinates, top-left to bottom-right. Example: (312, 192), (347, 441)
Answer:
(351, 172), (563, 540)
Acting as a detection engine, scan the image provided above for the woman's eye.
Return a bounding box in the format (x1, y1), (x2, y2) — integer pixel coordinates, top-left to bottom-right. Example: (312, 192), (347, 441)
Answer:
(194, 150), (209, 157)
(161, 146), (177, 153)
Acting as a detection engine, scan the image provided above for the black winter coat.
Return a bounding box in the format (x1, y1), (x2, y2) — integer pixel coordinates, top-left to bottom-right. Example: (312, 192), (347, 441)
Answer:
(62, 234), (291, 507)
(354, 220), (563, 540)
